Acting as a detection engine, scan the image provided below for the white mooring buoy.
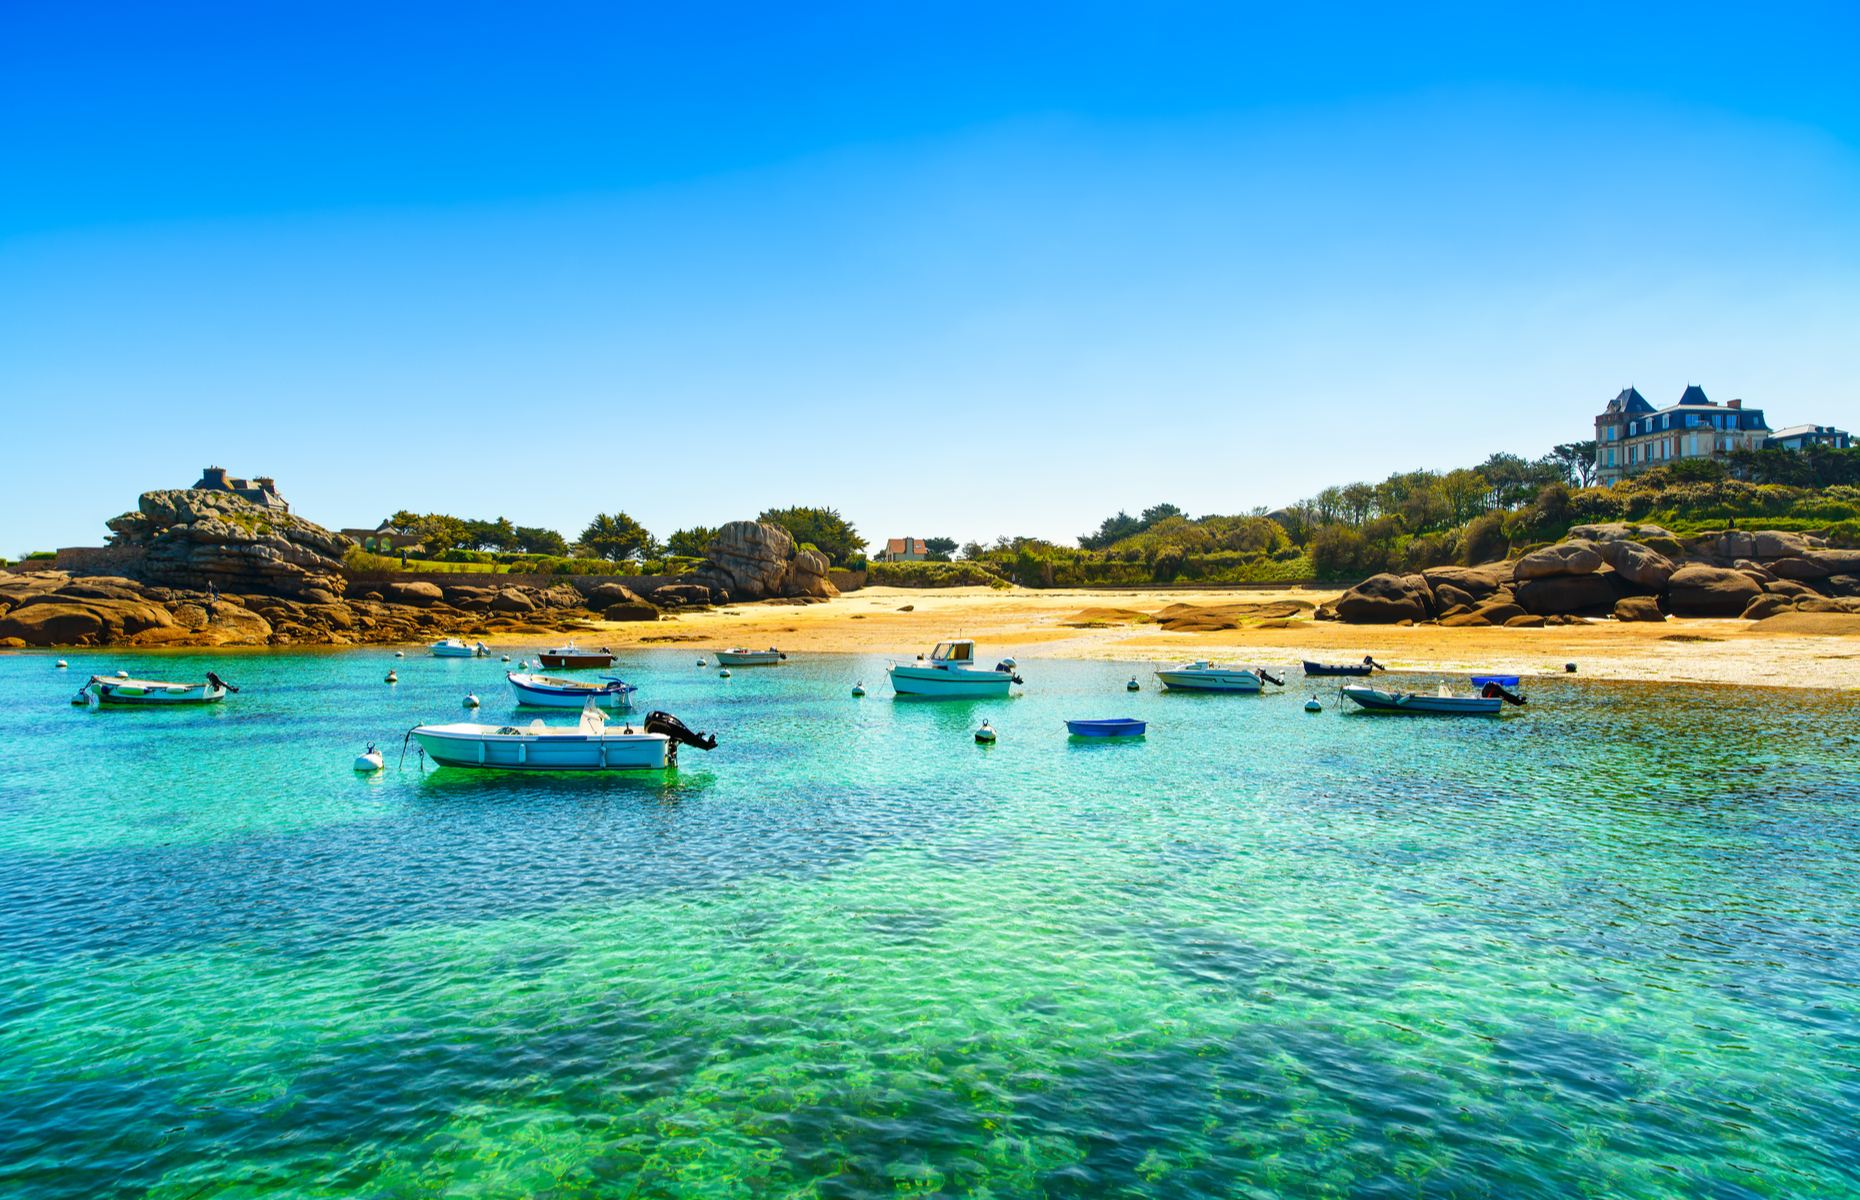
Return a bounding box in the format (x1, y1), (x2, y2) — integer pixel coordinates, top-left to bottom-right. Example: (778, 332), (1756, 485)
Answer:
(1126, 677), (1140, 691)
(394, 651), (405, 659)
(386, 670), (398, 684)
(697, 658), (707, 667)
(975, 720), (997, 744)
(354, 744), (384, 772)
(1305, 696), (1323, 713)
(115, 669), (129, 678)
(851, 682), (866, 697)
(463, 693), (480, 708)
(55, 659), (68, 669)
(719, 668), (732, 678)
(501, 654), (510, 663)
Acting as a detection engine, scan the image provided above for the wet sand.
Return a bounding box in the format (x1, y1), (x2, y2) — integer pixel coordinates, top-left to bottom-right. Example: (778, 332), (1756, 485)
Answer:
(560, 585), (1860, 691)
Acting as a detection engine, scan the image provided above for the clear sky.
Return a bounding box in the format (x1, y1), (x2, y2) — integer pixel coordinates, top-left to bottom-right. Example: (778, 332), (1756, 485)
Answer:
(4, 1), (1858, 555)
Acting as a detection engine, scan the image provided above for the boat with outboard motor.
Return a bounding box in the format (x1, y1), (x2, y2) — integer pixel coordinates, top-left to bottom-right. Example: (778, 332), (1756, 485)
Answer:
(408, 700), (717, 771)
(1341, 675), (1526, 716)
(715, 647), (787, 666)
(1154, 661), (1286, 693)
(537, 642), (616, 669)
(887, 640), (1022, 698)
(84, 672), (237, 706)
(432, 637), (491, 658)
(1303, 655), (1385, 677)
(506, 671), (635, 708)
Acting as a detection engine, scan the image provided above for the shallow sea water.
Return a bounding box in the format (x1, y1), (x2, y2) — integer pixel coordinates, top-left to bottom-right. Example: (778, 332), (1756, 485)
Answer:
(1, 648), (1857, 1198)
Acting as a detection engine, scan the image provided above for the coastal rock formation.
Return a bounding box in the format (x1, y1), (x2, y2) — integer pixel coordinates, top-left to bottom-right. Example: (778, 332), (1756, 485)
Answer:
(1334, 573), (1433, 624)
(1513, 541), (1602, 580)
(1594, 540), (1676, 589)
(1663, 564), (1763, 617)
(695, 520), (841, 601)
(1515, 573), (1615, 616)
(1612, 596), (1666, 622)
(105, 489), (350, 597)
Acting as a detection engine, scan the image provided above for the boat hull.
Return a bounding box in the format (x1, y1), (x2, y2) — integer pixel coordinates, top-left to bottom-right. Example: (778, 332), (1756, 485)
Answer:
(1302, 660), (1374, 677)
(506, 672), (634, 708)
(1066, 719), (1147, 737)
(87, 677), (225, 705)
(411, 724), (672, 770)
(1340, 685), (1502, 715)
(887, 665), (1013, 698)
(1155, 670), (1263, 693)
(715, 650), (784, 666)
(537, 653), (615, 669)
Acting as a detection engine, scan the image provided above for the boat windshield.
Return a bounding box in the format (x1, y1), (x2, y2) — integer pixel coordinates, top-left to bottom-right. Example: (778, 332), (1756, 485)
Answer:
(931, 642), (974, 663)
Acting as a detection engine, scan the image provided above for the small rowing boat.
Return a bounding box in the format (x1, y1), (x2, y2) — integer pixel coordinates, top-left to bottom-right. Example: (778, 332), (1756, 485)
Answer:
(85, 671), (237, 706)
(715, 647), (787, 666)
(1065, 718), (1147, 738)
(506, 671), (635, 708)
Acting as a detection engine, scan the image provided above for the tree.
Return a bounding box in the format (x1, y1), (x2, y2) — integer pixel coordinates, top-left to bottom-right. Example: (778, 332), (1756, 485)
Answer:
(1080, 510), (1142, 549)
(1439, 468), (1492, 526)
(959, 541), (986, 561)
(664, 526), (718, 559)
(578, 512), (655, 562)
(923, 537), (958, 562)
(514, 525), (568, 556)
(1552, 441), (1599, 489)
(758, 506), (865, 566)
(463, 516), (519, 552)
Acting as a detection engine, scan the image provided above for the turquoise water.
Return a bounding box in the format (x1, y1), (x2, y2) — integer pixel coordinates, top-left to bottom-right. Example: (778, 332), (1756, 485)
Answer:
(2, 649), (1858, 1198)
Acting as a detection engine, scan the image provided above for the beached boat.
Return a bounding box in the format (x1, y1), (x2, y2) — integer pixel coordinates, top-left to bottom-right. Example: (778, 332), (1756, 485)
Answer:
(888, 641), (1022, 698)
(409, 703), (716, 771)
(432, 638), (491, 658)
(1302, 656), (1385, 677)
(1066, 718), (1147, 738)
(1341, 675), (1526, 716)
(1154, 661), (1286, 692)
(537, 642), (616, 669)
(506, 671), (635, 708)
(86, 672), (236, 706)
(714, 647), (787, 666)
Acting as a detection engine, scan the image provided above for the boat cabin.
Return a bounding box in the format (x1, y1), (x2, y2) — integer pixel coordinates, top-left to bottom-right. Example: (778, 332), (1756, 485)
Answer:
(929, 641), (976, 665)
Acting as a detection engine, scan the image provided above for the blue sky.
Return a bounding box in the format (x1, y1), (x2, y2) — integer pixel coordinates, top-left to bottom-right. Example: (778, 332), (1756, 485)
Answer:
(4, 2), (1858, 555)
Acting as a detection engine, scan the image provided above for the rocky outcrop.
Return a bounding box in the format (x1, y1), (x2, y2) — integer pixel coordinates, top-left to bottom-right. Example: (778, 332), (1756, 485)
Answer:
(1513, 541), (1602, 580)
(1612, 596), (1665, 622)
(105, 489), (350, 597)
(694, 520), (841, 601)
(1594, 540), (1676, 589)
(1515, 573), (1615, 616)
(1664, 564), (1763, 617)
(1334, 573), (1433, 624)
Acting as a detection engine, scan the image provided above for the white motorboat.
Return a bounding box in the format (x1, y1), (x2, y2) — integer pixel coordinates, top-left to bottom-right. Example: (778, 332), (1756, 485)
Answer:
(1153, 661), (1285, 692)
(714, 647), (787, 666)
(432, 638), (491, 658)
(85, 672), (237, 706)
(409, 702), (717, 771)
(506, 671), (635, 708)
(887, 640), (1022, 698)
(1341, 675), (1526, 716)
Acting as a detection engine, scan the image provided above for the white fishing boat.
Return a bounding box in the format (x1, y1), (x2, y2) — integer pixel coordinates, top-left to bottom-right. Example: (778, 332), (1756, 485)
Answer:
(1341, 675), (1526, 716)
(506, 671), (635, 708)
(409, 702), (717, 771)
(1153, 661), (1286, 692)
(85, 672), (237, 706)
(432, 638), (491, 658)
(887, 640), (1022, 698)
(714, 647), (787, 666)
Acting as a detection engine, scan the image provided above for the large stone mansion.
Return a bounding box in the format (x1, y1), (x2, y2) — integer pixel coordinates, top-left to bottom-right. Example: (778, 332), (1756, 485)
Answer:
(1593, 386), (1850, 486)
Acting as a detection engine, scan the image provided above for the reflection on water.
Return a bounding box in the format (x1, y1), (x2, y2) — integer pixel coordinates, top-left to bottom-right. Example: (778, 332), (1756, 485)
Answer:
(0, 649), (1857, 1198)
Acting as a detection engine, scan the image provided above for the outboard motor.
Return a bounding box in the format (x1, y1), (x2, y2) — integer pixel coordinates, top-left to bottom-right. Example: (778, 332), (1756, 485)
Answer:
(993, 662), (1024, 684)
(1480, 681), (1527, 706)
(205, 671), (240, 694)
(643, 710), (718, 751)
(1257, 669), (1286, 688)
(1363, 656), (1386, 672)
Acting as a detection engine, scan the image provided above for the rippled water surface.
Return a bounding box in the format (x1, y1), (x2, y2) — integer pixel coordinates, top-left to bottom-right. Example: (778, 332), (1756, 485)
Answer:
(2, 648), (1858, 1198)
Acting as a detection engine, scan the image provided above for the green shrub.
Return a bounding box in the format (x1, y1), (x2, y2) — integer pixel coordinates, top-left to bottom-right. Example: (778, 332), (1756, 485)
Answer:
(867, 560), (1009, 588)
(24, 550), (56, 561)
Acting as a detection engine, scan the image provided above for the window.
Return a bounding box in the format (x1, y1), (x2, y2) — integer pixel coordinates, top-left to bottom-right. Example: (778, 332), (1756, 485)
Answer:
(1606, 448), (1616, 467)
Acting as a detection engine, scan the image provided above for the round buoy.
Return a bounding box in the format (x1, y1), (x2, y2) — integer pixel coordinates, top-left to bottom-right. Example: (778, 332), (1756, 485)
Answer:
(851, 682), (866, 697)
(719, 669), (732, 678)
(1565, 662), (1577, 673)
(354, 745), (384, 772)
(386, 670), (398, 684)
(394, 651), (405, 659)
(501, 654), (511, 663)
(463, 693), (480, 708)
(697, 658), (707, 667)
(975, 721), (997, 744)
(1304, 697), (1323, 713)
(1126, 677), (1139, 691)
(115, 669), (129, 678)
(55, 659), (68, 669)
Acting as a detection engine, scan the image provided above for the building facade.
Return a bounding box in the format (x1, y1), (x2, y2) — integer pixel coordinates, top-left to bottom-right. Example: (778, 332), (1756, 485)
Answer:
(875, 537), (928, 562)
(1592, 386), (1849, 485)
(192, 466), (290, 512)
(338, 519), (425, 553)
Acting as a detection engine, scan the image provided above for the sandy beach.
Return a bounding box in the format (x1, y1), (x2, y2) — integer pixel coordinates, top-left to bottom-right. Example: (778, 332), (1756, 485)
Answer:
(549, 585), (1860, 691)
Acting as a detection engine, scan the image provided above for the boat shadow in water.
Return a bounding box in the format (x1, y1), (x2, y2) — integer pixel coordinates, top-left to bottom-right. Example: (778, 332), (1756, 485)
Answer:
(409, 766), (719, 803)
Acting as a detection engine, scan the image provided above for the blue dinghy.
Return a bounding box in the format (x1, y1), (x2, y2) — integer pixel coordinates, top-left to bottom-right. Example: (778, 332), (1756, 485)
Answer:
(1065, 718), (1147, 738)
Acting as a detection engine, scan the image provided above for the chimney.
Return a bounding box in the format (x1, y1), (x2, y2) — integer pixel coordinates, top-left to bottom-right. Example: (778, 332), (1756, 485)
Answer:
(201, 466), (227, 488)
(1728, 399), (1742, 409)
(255, 476), (277, 493)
